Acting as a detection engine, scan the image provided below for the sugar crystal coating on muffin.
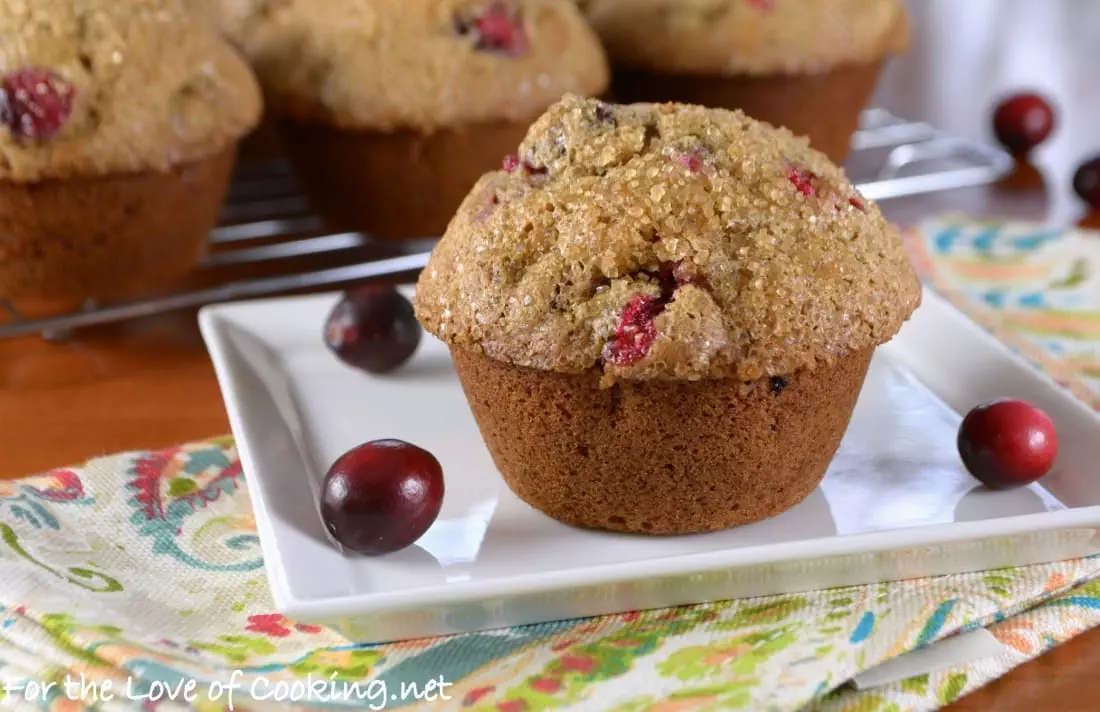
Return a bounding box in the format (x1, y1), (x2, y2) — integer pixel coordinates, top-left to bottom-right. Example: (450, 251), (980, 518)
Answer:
(415, 94), (922, 383)
(0, 0), (261, 182)
(582, 0), (910, 75)
(214, 0), (610, 131)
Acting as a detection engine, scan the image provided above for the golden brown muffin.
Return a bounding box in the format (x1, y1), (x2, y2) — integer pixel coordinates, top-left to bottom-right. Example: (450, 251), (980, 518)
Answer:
(0, 0), (261, 301)
(226, 0), (610, 239)
(583, 0), (910, 162)
(415, 95), (922, 534)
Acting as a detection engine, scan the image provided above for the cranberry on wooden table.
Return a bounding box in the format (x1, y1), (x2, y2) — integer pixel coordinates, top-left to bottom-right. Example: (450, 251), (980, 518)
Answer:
(957, 399), (1059, 489)
(320, 440), (445, 556)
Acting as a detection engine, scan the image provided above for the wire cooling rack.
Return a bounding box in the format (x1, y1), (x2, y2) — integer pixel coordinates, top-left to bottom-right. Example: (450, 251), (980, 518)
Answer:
(0, 108), (1012, 340)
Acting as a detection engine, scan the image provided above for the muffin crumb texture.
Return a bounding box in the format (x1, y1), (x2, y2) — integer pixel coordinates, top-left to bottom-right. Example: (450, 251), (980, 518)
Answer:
(0, 0), (261, 182)
(212, 0), (609, 131)
(415, 95), (922, 383)
(583, 0), (910, 75)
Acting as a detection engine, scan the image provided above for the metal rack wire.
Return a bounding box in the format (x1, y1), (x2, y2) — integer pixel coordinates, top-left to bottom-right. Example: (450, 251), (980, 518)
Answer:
(0, 108), (1013, 340)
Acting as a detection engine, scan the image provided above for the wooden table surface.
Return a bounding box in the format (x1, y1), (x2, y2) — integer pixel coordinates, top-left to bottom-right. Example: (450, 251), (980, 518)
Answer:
(2, 0), (1099, 707)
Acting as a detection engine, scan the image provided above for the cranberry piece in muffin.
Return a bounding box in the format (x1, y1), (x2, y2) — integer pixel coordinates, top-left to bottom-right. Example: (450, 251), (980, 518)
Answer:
(603, 294), (663, 366)
(457, 1), (530, 56)
(787, 166), (818, 197)
(0, 68), (75, 140)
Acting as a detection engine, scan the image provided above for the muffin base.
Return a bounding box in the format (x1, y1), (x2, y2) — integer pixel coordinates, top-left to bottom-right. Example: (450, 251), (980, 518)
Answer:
(0, 147), (237, 301)
(611, 61), (885, 163)
(451, 347), (873, 535)
(279, 120), (532, 240)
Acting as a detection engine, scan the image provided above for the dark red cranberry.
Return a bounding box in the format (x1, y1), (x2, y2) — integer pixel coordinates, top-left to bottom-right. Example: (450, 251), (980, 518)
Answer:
(323, 285), (421, 374)
(457, 1), (529, 56)
(957, 399), (1058, 489)
(848, 195), (867, 212)
(603, 294), (663, 366)
(1072, 155), (1100, 210)
(0, 68), (76, 140)
(320, 440), (444, 555)
(787, 167), (817, 197)
(992, 93), (1055, 155)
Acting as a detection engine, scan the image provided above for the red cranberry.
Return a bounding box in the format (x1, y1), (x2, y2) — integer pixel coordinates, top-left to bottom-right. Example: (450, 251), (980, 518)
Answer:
(0, 68), (76, 140)
(603, 294), (663, 366)
(957, 399), (1058, 489)
(320, 440), (444, 556)
(992, 93), (1055, 155)
(747, 0), (776, 10)
(1072, 155), (1100, 210)
(502, 153), (521, 172)
(848, 195), (867, 212)
(457, 2), (529, 56)
(323, 285), (421, 374)
(787, 167), (817, 197)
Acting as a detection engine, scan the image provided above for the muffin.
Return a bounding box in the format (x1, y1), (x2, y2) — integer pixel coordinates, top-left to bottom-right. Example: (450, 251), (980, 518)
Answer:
(225, 0), (610, 239)
(582, 0), (910, 163)
(194, 0), (284, 162)
(0, 0), (261, 301)
(414, 95), (922, 535)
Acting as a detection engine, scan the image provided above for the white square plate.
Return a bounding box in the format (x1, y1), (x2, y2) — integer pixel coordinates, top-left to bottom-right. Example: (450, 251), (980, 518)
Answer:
(199, 286), (1100, 643)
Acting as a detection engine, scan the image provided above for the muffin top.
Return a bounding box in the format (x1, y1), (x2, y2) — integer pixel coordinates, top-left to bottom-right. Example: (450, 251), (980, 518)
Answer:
(415, 95), (921, 383)
(581, 0), (909, 76)
(217, 0), (610, 132)
(0, 0), (260, 183)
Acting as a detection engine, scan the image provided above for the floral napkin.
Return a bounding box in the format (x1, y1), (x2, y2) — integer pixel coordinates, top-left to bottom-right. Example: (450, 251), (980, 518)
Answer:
(1, 217), (1099, 712)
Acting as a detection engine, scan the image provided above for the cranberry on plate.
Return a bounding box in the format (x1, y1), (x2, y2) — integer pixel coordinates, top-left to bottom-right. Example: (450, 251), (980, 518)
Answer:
(320, 440), (444, 556)
(957, 399), (1058, 489)
(323, 285), (421, 374)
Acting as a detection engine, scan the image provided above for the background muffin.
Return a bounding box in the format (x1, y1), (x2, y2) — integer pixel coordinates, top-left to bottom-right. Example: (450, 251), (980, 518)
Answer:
(195, 0), (284, 161)
(415, 95), (921, 535)
(227, 0), (610, 240)
(583, 0), (910, 162)
(0, 0), (261, 301)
